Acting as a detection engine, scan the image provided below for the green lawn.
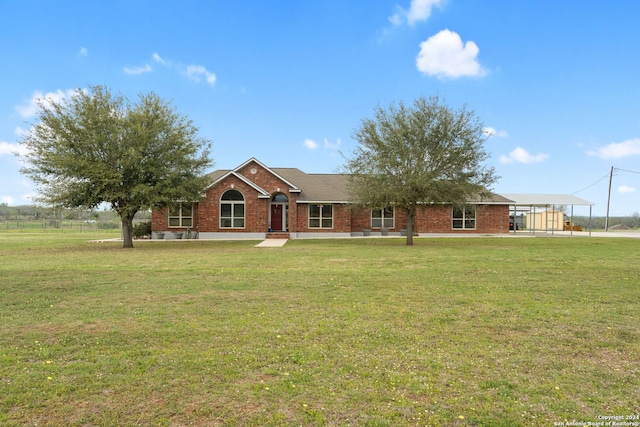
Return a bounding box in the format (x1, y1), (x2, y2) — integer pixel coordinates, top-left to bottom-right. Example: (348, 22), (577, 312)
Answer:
(1, 233), (638, 426)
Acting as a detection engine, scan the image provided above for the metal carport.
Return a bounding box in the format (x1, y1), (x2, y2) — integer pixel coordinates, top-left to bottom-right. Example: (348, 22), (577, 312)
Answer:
(500, 194), (595, 236)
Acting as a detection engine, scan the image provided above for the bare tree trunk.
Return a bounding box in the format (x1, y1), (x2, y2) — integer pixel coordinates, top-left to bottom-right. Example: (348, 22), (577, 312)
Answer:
(121, 214), (135, 248)
(405, 206), (415, 246)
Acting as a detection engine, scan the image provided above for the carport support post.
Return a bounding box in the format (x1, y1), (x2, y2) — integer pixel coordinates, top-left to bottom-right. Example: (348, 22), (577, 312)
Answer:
(570, 205), (574, 236)
(532, 206), (536, 235)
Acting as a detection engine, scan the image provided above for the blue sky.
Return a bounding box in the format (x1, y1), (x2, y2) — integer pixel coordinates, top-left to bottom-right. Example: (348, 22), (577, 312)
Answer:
(2, 0), (640, 216)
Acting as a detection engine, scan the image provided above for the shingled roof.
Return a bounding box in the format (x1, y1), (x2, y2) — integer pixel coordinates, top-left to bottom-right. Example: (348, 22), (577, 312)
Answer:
(204, 159), (510, 204)
(273, 169), (351, 202)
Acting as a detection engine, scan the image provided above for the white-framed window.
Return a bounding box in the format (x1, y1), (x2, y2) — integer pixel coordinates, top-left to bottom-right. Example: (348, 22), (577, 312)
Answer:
(371, 207), (395, 228)
(309, 204), (333, 228)
(452, 205), (476, 229)
(168, 203), (193, 228)
(220, 190), (245, 228)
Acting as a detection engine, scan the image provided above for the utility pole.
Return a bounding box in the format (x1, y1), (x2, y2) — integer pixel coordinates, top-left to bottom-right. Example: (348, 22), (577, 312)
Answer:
(605, 166), (614, 231)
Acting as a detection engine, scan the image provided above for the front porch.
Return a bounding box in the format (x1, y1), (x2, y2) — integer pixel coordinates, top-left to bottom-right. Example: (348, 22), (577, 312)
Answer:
(266, 231), (290, 239)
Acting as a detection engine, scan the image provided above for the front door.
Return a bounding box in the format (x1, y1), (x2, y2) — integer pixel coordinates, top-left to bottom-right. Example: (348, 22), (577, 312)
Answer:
(271, 204), (283, 231)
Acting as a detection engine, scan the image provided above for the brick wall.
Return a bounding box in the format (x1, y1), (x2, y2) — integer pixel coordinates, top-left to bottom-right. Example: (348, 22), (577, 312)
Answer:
(197, 160), (299, 233)
(350, 206), (407, 232)
(153, 202), (509, 234)
(151, 158), (510, 235)
(294, 203), (352, 233)
(151, 208), (168, 231)
(415, 204), (509, 233)
(151, 204), (200, 232)
(349, 204), (508, 233)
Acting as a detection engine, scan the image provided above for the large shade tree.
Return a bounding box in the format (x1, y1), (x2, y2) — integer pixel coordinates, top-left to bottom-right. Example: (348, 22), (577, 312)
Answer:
(343, 95), (499, 245)
(20, 85), (213, 248)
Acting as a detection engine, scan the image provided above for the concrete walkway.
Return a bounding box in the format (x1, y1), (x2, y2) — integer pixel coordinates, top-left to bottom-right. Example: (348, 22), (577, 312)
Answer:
(255, 239), (289, 247)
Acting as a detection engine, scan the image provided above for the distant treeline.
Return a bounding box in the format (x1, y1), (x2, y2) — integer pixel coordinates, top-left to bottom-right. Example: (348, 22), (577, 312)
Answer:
(0, 204), (150, 222)
(570, 215), (640, 230)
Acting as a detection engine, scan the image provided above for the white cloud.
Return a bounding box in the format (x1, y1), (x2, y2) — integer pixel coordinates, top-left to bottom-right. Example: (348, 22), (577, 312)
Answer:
(186, 65), (216, 86)
(124, 64), (153, 75)
(129, 53), (216, 87)
(305, 138), (342, 151)
(152, 52), (167, 65)
(4, 181), (36, 204)
(304, 139), (318, 150)
(618, 185), (636, 194)
(499, 147), (549, 164)
(15, 89), (77, 118)
(79, 47), (88, 56)
(388, 10), (403, 26)
(0, 142), (17, 155)
(587, 138), (640, 159)
(416, 29), (486, 79)
(484, 127), (508, 138)
(389, 0), (444, 26)
(0, 141), (29, 157)
(324, 138), (342, 150)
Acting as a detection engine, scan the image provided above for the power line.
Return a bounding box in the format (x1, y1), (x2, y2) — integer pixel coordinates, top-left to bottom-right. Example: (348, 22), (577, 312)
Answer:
(571, 174), (610, 195)
(602, 166), (640, 230)
(615, 167), (640, 175)
(571, 166), (640, 195)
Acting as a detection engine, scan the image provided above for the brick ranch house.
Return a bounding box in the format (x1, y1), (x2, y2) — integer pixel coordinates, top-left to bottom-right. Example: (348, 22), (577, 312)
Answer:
(151, 157), (513, 239)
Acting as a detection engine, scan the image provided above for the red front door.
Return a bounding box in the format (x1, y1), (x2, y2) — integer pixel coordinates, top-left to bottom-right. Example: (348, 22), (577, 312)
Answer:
(271, 204), (283, 231)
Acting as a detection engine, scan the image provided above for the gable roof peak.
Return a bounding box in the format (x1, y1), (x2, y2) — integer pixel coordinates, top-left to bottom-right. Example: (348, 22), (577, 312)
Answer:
(233, 157), (301, 192)
(235, 157), (269, 172)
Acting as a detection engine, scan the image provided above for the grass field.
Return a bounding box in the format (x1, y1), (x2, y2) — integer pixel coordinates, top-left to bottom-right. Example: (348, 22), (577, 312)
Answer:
(0, 232), (638, 426)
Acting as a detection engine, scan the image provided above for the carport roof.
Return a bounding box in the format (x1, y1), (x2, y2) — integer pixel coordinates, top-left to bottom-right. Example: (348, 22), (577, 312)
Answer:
(500, 193), (594, 207)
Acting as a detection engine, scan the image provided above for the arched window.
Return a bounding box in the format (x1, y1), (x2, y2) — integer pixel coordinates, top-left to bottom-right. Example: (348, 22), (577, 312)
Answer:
(273, 193), (288, 203)
(220, 190), (245, 228)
